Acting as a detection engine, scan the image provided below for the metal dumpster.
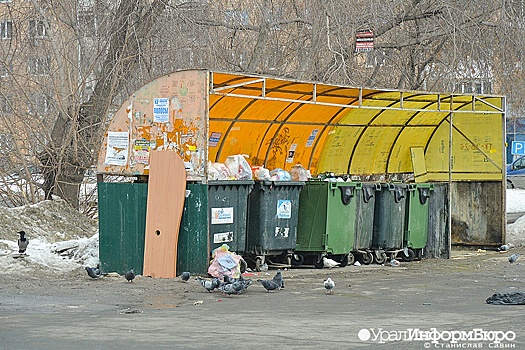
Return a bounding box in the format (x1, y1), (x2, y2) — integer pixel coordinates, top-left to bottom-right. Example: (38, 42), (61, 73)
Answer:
(372, 183), (407, 263)
(353, 183), (380, 265)
(296, 180), (360, 268)
(246, 181), (304, 271)
(177, 183), (209, 275)
(404, 183), (434, 261)
(208, 180), (254, 259)
(98, 182), (148, 275)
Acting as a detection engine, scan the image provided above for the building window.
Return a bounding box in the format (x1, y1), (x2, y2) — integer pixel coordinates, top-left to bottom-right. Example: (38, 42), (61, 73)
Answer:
(0, 20), (12, 39)
(28, 57), (50, 75)
(29, 20), (48, 38)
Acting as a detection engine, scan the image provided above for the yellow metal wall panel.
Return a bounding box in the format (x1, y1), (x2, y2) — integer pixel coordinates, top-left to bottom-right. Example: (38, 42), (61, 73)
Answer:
(388, 127), (435, 173)
(410, 147), (429, 182)
(317, 126), (364, 173)
(349, 127), (402, 174)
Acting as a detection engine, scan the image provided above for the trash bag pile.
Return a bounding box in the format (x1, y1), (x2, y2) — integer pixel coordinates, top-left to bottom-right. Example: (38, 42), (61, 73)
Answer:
(207, 154), (311, 181)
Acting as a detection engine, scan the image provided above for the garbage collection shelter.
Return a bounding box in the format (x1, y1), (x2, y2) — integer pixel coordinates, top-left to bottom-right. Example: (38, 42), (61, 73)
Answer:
(96, 69), (506, 274)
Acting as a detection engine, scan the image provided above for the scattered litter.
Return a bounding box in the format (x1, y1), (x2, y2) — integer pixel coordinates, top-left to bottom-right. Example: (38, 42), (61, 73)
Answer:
(486, 292), (525, 305)
(119, 308), (143, 314)
(390, 259), (400, 267)
(193, 300), (203, 306)
(353, 261), (361, 266)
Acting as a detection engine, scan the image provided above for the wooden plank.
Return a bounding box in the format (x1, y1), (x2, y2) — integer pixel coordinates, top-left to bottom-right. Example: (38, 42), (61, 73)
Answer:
(143, 151), (187, 278)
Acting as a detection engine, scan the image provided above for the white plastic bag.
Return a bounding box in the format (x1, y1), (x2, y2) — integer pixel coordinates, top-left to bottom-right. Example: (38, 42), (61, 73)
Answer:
(207, 161), (220, 180)
(290, 164), (311, 181)
(253, 166), (271, 181)
(212, 162), (231, 180)
(225, 154), (252, 180)
(269, 168), (292, 181)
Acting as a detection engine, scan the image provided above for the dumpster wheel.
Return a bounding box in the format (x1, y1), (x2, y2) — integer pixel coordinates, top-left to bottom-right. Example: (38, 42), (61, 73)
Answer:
(400, 248), (416, 262)
(313, 256), (325, 269)
(373, 252), (387, 265)
(359, 252), (373, 265)
(339, 253), (354, 267)
(291, 254), (304, 266)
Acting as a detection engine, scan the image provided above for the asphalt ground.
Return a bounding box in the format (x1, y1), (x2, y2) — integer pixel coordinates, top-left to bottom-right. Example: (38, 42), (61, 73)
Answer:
(1, 248), (524, 350)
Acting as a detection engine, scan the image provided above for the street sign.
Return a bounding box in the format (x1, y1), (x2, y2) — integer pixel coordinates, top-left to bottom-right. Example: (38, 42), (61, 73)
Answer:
(511, 141), (525, 155)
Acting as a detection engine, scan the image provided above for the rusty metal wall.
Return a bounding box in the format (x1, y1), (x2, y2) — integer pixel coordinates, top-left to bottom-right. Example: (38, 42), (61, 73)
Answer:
(450, 182), (504, 246)
(427, 183), (450, 258)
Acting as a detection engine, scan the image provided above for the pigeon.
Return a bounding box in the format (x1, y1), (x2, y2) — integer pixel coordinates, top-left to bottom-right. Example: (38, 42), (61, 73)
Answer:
(508, 253), (520, 264)
(125, 269), (136, 282)
(17, 231), (29, 254)
(218, 282), (239, 296)
(196, 277), (219, 292)
(85, 266), (107, 279)
(257, 278), (280, 292)
(272, 269), (285, 289)
(181, 271), (191, 282)
(322, 256), (340, 269)
(324, 277), (335, 294)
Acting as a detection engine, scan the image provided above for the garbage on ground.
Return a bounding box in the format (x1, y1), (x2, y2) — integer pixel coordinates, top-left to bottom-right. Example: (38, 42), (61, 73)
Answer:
(486, 291), (525, 305)
(390, 259), (400, 267)
(208, 244), (245, 279)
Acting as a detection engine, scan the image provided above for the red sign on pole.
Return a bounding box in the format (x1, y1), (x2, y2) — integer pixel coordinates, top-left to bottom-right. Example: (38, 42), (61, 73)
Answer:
(355, 30), (374, 52)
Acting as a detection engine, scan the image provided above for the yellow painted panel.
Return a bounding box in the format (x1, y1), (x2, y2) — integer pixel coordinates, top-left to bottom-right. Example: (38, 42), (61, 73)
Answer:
(388, 127), (435, 172)
(411, 147), (429, 182)
(349, 127), (402, 174)
(317, 126), (364, 173)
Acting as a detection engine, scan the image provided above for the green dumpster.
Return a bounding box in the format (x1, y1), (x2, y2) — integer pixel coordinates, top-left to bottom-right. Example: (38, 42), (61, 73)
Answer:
(98, 182), (148, 275)
(353, 183), (380, 265)
(296, 180), (360, 268)
(246, 181), (304, 270)
(177, 183), (209, 275)
(372, 183), (407, 263)
(404, 183), (433, 261)
(208, 180), (254, 256)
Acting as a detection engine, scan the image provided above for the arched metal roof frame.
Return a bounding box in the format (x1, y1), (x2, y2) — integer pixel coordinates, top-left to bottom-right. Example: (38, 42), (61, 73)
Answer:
(208, 71), (505, 179)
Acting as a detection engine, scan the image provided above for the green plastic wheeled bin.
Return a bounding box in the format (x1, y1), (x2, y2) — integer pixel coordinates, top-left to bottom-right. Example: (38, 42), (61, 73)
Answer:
(246, 181), (304, 270)
(404, 183), (433, 261)
(208, 180), (254, 257)
(296, 180), (360, 268)
(353, 183), (380, 265)
(372, 183), (407, 263)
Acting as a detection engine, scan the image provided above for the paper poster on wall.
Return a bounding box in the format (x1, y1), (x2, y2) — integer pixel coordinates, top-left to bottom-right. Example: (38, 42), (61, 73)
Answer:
(306, 129), (319, 147)
(153, 98), (169, 123)
(286, 144), (298, 163)
(105, 131), (129, 166)
(209, 132), (222, 147)
(132, 139), (152, 164)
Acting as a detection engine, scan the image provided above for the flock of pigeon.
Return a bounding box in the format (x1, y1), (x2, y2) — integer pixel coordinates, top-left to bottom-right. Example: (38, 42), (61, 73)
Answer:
(11, 230), (521, 296)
